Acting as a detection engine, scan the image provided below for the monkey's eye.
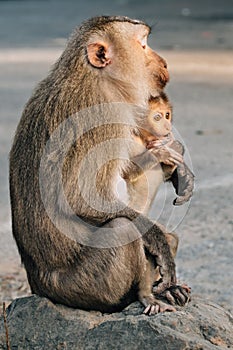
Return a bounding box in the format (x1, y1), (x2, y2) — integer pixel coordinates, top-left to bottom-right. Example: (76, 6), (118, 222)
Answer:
(153, 113), (162, 121)
(165, 112), (170, 119)
(140, 36), (147, 49)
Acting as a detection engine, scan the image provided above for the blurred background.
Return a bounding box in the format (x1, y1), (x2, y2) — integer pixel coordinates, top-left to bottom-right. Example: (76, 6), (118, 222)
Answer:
(0, 0), (233, 313)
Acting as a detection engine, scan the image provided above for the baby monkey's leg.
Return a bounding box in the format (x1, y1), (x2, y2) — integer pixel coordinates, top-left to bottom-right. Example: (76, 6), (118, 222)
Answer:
(167, 140), (195, 205)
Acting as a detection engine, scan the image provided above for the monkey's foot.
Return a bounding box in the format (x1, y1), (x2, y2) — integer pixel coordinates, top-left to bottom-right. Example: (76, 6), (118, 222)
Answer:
(173, 191), (193, 206)
(140, 294), (176, 315)
(143, 300), (176, 315)
(153, 283), (191, 307)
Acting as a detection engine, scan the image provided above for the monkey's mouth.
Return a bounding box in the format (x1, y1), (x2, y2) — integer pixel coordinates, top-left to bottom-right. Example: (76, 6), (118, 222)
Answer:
(152, 72), (169, 90)
(159, 79), (168, 89)
(158, 73), (170, 88)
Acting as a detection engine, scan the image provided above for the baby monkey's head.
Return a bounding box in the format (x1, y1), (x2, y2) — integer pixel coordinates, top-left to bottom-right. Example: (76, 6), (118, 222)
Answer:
(133, 92), (173, 144)
(146, 92), (172, 139)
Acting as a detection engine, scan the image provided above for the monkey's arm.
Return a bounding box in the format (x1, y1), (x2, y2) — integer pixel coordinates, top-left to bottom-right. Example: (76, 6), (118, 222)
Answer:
(123, 146), (183, 183)
(123, 150), (160, 182)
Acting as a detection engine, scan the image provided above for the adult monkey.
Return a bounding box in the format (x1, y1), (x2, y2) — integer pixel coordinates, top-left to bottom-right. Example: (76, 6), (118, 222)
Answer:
(10, 16), (189, 314)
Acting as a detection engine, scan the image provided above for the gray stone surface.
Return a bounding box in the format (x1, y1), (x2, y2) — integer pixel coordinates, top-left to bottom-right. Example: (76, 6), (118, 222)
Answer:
(0, 295), (232, 350)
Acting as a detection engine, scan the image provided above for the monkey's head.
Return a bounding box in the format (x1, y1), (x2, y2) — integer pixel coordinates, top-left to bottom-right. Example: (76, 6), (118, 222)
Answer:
(63, 16), (169, 104)
(138, 92), (172, 141)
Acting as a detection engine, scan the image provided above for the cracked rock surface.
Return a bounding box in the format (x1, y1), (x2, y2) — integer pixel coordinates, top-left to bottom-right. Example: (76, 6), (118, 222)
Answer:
(0, 295), (232, 350)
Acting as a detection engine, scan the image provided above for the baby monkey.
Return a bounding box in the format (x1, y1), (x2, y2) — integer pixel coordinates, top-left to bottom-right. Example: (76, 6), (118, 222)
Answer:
(134, 92), (195, 206)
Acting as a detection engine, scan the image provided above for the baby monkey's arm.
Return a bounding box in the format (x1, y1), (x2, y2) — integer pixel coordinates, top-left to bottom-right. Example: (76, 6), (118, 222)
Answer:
(123, 140), (183, 183)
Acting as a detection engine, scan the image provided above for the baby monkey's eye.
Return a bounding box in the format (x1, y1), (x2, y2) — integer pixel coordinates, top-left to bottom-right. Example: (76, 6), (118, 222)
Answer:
(153, 113), (162, 121)
(165, 112), (170, 119)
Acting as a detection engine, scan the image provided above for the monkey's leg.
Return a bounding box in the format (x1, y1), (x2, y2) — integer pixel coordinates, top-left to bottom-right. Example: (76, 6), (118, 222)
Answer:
(138, 256), (190, 315)
(118, 208), (177, 291)
(153, 231), (179, 282)
(37, 218), (150, 312)
(138, 256), (176, 315)
(161, 140), (194, 205)
(139, 224), (191, 306)
(171, 164), (195, 206)
(151, 230), (191, 306)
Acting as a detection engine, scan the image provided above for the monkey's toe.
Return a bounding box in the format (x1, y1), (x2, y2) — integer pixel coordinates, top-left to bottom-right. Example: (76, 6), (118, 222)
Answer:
(143, 301), (176, 315)
(153, 284), (191, 307)
(173, 192), (193, 206)
(165, 285), (191, 306)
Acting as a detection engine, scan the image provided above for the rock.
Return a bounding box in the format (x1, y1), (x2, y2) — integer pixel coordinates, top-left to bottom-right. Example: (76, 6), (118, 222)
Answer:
(0, 295), (232, 350)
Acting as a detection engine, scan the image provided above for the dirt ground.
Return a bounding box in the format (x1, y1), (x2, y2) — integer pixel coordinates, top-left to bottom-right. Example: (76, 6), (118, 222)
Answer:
(0, 1), (233, 315)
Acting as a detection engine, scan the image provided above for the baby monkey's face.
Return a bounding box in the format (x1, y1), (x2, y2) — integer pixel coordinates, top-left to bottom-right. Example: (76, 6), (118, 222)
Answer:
(141, 100), (172, 141)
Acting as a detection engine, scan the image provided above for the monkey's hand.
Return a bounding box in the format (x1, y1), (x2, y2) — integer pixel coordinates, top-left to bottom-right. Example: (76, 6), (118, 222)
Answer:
(150, 146), (184, 166)
(147, 133), (174, 149)
(153, 282), (191, 307)
(140, 294), (176, 315)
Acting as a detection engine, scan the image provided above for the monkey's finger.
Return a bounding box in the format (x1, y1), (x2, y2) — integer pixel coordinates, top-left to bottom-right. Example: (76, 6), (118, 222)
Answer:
(147, 141), (163, 149)
(173, 196), (190, 206)
(181, 284), (192, 293)
(156, 139), (170, 147)
(173, 197), (185, 206)
(149, 305), (156, 315)
(168, 158), (181, 165)
(174, 193), (193, 206)
(143, 305), (151, 314)
(166, 157), (183, 166)
(165, 290), (176, 305)
(172, 285), (191, 305)
(163, 159), (176, 166)
(178, 286), (191, 300)
(172, 289), (187, 306)
(167, 149), (184, 162)
(159, 302), (176, 313)
(155, 304), (160, 314)
(169, 153), (184, 163)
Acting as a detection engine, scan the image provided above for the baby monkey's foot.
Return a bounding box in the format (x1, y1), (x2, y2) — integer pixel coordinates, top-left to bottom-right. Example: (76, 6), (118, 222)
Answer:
(140, 294), (176, 316)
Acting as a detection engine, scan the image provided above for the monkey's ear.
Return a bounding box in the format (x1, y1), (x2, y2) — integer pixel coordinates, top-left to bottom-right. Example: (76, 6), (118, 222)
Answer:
(87, 42), (112, 68)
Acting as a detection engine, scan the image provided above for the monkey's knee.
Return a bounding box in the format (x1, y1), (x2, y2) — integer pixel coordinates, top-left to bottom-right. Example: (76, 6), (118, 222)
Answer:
(164, 232), (179, 258)
(95, 217), (142, 248)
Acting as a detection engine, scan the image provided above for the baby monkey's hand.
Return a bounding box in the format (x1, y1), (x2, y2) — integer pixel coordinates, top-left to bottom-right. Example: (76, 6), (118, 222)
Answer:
(147, 133), (174, 149)
(150, 146), (183, 166)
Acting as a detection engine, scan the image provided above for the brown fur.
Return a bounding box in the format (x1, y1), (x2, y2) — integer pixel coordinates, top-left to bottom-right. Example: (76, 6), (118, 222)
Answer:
(10, 16), (189, 314)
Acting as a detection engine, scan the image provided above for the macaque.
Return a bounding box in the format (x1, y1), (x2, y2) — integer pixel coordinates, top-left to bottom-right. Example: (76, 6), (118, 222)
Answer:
(125, 92), (194, 207)
(10, 16), (190, 315)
